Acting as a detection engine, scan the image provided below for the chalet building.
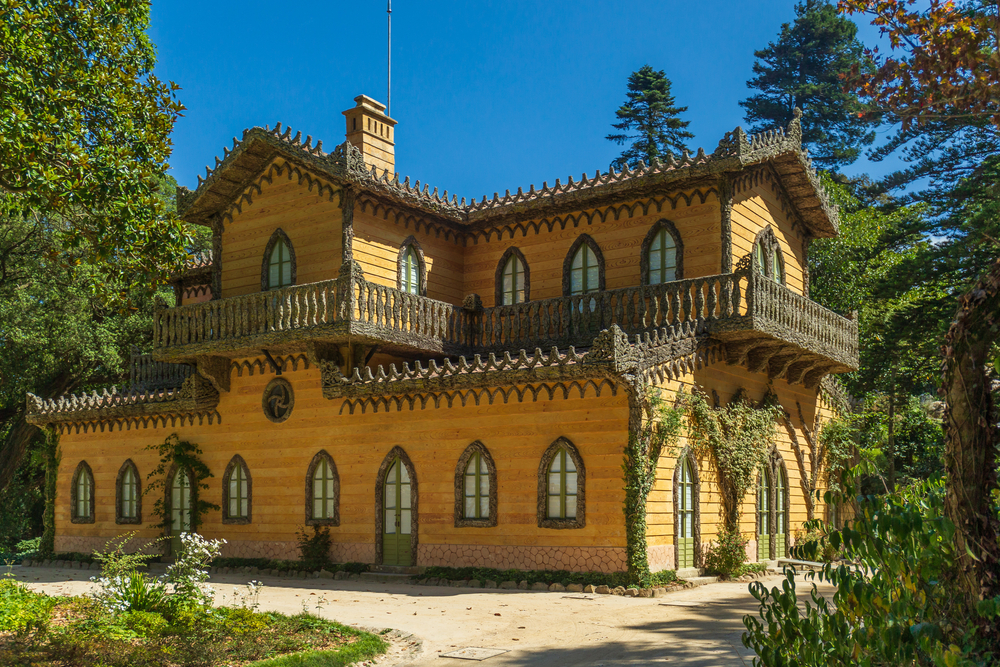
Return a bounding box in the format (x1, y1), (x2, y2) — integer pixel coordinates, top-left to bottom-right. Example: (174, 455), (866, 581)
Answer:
(27, 94), (857, 574)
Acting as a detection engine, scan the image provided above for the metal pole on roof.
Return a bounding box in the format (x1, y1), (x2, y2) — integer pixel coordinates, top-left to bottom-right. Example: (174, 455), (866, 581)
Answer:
(387, 0), (392, 116)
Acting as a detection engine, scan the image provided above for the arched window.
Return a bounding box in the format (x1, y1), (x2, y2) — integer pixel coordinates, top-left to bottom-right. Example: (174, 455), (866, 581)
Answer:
(376, 446), (418, 566)
(495, 248), (529, 306)
(757, 467), (772, 561)
(754, 241), (767, 275)
(454, 441), (498, 527)
(563, 235), (605, 296)
(223, 455), (252, 524)
(71, 461), (95, 524)
(397, 236), (426, 296)
(306, 450), (340, 526)
(642, 220), (684, 285)
(261, 228), (296, 291)
(771, 246), (784, 284)
(675, 455), (699, 569)
(537, 437), (586, 529)
(116, 459), (141, 525)
(775, 464), (788, 558)
(168, 466), (193, 556)
(751, 226), (784, 284)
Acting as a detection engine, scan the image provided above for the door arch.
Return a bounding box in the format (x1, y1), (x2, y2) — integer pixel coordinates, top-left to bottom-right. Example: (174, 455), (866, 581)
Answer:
(774, 459), (789, 559)
(673, 450), (700, 569)
(168, 466), (193, 557)
(375, 447), (418, 566)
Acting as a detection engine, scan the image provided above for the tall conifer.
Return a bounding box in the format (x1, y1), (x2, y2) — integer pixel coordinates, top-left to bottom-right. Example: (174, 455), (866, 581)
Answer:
(740, 0), (876, 168)
(607, 65), (693, 170)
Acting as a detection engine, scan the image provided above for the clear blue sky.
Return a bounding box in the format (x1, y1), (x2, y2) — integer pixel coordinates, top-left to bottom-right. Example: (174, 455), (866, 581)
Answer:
(150, 0), (898, 200)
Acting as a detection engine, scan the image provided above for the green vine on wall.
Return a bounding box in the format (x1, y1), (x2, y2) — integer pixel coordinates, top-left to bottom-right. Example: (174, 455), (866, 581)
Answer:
(684, 387), (781, 530)
(144, 434), (218, 536)
(40, 427), (59, 556)
(623, 386), (684, 585)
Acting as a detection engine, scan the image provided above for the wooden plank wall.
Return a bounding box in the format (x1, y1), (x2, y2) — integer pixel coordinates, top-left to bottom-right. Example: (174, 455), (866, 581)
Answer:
(645, 363), (843, 568)
(464, 191), (722, 307)
(220, 159), (343, 298)
(731, 171), (807, 296)
(54, 364), (630, 563)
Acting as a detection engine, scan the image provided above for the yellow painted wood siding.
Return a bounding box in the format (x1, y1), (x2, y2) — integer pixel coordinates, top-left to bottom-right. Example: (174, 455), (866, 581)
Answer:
(731, 176), (807, 295)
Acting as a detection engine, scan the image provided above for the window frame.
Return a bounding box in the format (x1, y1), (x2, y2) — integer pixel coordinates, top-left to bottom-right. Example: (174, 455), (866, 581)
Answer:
(71, 460), (95, 524)
(640, 219), (684, 286)
(672, 449), (701, 569)
(115, 459), (142, 525)
(562, 234), (605, 297)
(260, 228), (297, 291)
(752, 226), (785, 285)
(494, 247), (531, 306)
(396, 235), (427, 296)
(454, 441), (498, 528)
(222, 454), (253, 525)
(537, 437), (586, 529)
(305, 449), (341, 526)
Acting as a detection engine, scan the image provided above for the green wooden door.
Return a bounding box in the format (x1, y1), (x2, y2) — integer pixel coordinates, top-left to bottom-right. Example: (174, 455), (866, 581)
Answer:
(677, 459), (695, 568)
(775, 467), (787, 558)
(170, 469), (192, 557)
(382, 459), (412, 566)
(758, 469), (771, 561)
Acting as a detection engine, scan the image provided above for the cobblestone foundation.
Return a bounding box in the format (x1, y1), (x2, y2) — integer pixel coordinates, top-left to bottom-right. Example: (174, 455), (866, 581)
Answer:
(646, 544), (675, 571)
(218, 540), (375, 564)
(417, 543), (627, 572)
(55, 535), (165, 556)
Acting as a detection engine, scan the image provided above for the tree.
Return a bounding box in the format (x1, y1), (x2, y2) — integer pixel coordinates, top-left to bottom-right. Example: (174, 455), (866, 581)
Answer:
(606, 65), (694, 170)
(740, 0), (877, 168)
(0, 0), (187, 291)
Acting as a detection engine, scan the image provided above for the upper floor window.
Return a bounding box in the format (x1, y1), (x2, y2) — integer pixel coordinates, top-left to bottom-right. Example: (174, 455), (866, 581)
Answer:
(495, 248), (529, 306)
(262, 228), (296, 291)
(563, 235), (605, 297)
(771, 246), (783, 284)
(642, 220), (684, 285)
(752, 227), (784, 285)
(116, 459), (141, 524)
(397, 236), (427, 296)
(455, 441), (497, 527)
(223, 455), (252, 524)
(537, 437), (586, 529)
(72, 461), (95, 524)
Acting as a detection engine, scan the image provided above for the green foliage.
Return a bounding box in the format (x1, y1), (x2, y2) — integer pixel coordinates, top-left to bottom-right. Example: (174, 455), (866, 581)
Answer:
(144, 435), (218, 535)
(817, 411), (857, 495)
(684, 388), (781, 528)
(247, 632), (390, 667)
(792, 527), (840, 563)
(0, 577), (55, 639)
(607, 64), (694, 170)
(163, 532), (225, 609)
(117, 610), (169, 638)
(744, 479), (1000, 666)
(0, 0), (188, 289)
(703, 525), (749, 578)
(736, 562), (769, 577)
(419, 565), (678, 589)
(93, 532), (162, 580)
(296, 526), (332, 571)
(622, 386), (685, 584)
(210, 557), (369, 574)
(741, 0), (877, 167)
(39, 428), (58, 556)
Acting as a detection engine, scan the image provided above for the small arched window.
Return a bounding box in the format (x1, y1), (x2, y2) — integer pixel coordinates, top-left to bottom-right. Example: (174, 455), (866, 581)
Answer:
(642, 220), (684, 285)
(751, 226), (784, 285)
(496, 248), (529, 306)
(757, 467), (772, 561)
(261, 228), (296, 291)
(306, 450), (340, 526)
(771, 246), (784, 284)
(754, 242), (767, 275)
(71, 461), (95, 524)
(397, 236), (426, 296)
(563, 235), (605, 296)
(538, 437), (586, 529)
(454, 441), (498, 527)
(116, 459), (141, 525)
(223, 455), (252, 524)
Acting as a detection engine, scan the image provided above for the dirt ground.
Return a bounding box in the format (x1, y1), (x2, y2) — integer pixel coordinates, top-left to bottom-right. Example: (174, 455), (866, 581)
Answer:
(10, 564), (831, 666)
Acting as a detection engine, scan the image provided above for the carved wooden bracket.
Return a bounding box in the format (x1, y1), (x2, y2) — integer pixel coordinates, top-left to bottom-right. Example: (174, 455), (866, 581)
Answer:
(196, 356), (231, 393)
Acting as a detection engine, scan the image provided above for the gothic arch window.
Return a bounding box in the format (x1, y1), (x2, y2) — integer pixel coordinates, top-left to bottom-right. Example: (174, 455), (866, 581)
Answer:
(375, 446), (418, 565)
(305, 449), (340, 526)
(261, 228), (297, 291)
(757, 466), (773, 560)
(116, 459), (141, 525)
(752, 226), (785, 284)
(397, 236), (427, 296)
(495, 247), (530, 306)
(71, 461), (95, 524)
(641, 219), (684, 285)
(222, 455), (252, 525)
(673, 450), (701, 569)
(562, 234), (605, 296)
(773, 454), (790, 559)
(454, 441), (498, 527)
(537, 436), (586, 529)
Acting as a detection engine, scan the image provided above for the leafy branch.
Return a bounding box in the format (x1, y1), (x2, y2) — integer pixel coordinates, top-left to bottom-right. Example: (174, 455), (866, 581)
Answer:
(144, 434), (218, 536)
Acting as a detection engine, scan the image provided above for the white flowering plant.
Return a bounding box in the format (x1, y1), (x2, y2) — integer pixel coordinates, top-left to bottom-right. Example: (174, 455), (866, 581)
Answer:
(90, 532), (167, 614)
(164, 532), (226, 609)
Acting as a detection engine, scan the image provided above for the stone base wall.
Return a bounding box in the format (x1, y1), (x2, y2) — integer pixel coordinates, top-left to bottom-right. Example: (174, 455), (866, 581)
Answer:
(219, 540), (375, 563)
(746, 539), (758, 563)
(55, 535), (165, 556)
(647, 544), (675, 572)
(417, 543), (627, 573)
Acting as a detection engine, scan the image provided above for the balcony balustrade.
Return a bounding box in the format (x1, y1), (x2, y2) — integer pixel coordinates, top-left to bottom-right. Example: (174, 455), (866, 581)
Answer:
(152, 264), (858, 372)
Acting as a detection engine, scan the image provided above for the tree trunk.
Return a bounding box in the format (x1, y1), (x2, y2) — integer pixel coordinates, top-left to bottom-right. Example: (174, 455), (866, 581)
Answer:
(0, 412), (41, 491)
(941, 257), (1000, 611)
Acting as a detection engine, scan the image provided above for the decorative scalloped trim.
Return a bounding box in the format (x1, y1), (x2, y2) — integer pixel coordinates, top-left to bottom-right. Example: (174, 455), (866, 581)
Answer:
(230, 354), (310, 378)
(54, 411), (222, 435)
(220, 158), (344, 228)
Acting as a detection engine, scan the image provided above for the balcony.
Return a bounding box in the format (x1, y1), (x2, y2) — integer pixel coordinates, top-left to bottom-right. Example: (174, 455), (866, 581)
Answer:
(152, 264), (858, 377)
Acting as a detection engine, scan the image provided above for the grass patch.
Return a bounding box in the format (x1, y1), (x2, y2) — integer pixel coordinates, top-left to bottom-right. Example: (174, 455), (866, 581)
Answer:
(248, 633), (389, 667)
(420, 566), (678, 589)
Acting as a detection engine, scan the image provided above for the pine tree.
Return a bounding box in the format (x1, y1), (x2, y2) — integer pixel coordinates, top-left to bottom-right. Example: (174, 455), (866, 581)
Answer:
(740, 0), (876, 168)
(607, 65), (693, 170)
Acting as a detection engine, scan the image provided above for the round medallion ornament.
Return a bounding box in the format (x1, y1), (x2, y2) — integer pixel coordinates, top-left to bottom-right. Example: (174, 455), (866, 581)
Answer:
(262, 378), (294, 423)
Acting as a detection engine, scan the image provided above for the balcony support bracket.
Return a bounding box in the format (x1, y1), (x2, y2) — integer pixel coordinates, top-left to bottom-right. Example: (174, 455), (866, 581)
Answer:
(196, 356), (231, 393)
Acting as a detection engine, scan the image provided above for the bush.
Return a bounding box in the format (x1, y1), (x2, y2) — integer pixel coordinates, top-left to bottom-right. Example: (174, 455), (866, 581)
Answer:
(703, 526), (749, 578)
(209, 557), (369, 575)
(0, 577), (56, 638)
(296, 526), (332, 571)
(792, 528), (840, 563)
(419, 566), (678, 589)
(118, 610), (169, 638)
(164, 532), (225, 608)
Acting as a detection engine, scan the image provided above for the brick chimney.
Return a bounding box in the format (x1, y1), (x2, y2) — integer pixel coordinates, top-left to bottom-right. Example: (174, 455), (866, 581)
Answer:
(343, 95), (396, 175)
